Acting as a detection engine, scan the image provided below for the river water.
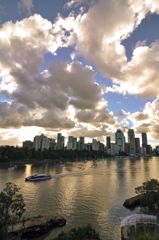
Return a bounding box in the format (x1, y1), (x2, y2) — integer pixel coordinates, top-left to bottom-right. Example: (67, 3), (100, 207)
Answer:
(0, 156), (159, 240)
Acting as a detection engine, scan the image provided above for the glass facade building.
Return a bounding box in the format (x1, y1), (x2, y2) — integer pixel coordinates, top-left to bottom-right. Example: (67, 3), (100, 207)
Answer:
(115, 130), (125, 152)
(142, 133), (147, 148)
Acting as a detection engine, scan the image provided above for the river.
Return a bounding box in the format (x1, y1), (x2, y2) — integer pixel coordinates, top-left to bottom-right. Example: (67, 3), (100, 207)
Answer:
(0, 156), (159, 240)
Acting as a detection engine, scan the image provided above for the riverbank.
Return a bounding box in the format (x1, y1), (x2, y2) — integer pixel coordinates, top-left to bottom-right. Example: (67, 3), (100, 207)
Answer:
(0, 159), (70, 165)
(0, 157), (111, 165)
(9, 215), (66, 239)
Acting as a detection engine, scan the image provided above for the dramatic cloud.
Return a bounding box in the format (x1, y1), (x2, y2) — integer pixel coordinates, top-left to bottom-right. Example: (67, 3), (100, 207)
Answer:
(75, 101), (116, 126)
(68, 124), (115, 140)
(54, 0), (159, 99)
(111, 40), (159, 99)
(131, 112), (149, 121)
(0, 101), (75, 130)
(0, 14), (116, 136)
(1, 0), (159, 145)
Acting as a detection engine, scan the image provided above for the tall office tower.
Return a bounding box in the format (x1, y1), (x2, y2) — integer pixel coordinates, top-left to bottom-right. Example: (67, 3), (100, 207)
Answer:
(33, 135), (41, 150)
(73, 138), (77, 149)
(67, 136), (74, 150)
(61, 136), (65, 150)
(110, 143), (119, 155)
(49, 141), (56, 150)
(135, 138), (140, 153)
(79, 137), (84, 150)
(128, 129), (135, 154)
(115, 130), (125, 152)
(99, 143), (104, 151)
(57, 133), (64, 150)
(142, 133), (147, 147)
(96, 141), (100, 151)
(106, 136), (111, 150)
(146, 145), (152, 154)
(92, 139), (97, 150)
(41, 138), (50, 150)
(57, 133), (61, 150)
(125, 143), (130, 154)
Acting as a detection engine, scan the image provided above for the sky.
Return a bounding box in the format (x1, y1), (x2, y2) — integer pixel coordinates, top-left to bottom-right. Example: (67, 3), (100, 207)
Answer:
(0, 0), (159, 147)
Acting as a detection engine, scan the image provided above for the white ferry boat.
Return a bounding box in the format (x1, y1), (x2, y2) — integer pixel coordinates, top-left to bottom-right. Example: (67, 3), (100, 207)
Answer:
(25, 173), (52, 181)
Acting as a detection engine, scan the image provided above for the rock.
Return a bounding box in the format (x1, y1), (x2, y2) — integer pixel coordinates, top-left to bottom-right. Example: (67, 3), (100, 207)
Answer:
(10, 215), (66, 239)
(123, 195), (142, 208)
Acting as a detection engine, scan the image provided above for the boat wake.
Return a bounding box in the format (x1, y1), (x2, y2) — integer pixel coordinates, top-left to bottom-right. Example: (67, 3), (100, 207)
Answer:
(51, 171), (87, 178)
(51, 168), (110, 179)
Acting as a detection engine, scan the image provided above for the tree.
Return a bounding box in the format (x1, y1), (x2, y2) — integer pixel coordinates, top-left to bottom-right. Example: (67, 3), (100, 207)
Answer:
(135, 179), (159, 209)
(52, 224), (101, 240)
(0, 182), (26, 239)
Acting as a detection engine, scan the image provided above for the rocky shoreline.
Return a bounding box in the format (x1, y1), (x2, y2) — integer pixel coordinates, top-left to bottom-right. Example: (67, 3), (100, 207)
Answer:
(123, 195), (143, 208)
(9, 215), (66, 239)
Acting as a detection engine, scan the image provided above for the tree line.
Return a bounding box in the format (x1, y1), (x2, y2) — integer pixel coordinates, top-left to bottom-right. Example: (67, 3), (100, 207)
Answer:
(0, 146), (111, 162)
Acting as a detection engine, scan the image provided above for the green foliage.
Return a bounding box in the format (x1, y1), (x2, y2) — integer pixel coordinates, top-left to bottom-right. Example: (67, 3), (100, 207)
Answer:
(0, 146), (109, 162)
(135, 179), (159, 208)
(0, 182), (26, 239)
(130, 226), (157, 240)
(52, 224), (101, 240)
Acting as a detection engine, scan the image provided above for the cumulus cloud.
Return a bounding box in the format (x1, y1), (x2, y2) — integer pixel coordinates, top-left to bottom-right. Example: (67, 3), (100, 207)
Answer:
(75, 101), (116, 126)
(1, 0), (159, 144)
(0, 14), (117, 136)
(55, 0), (159, 77)
(117, 109), (127, 117)
(131, 112), (149, 121)
(111, 40), (159, 99)
(135, 123), (152, 134)
(68, 124), (115, 140)
(53, 0), (159, 99)
(18, 0), (33, 16)
(64, 0), (90, 9)
(0, 101), (75, 130)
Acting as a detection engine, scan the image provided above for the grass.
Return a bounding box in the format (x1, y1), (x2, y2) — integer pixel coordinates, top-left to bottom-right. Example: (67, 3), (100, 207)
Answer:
(130, 226), (159, 240)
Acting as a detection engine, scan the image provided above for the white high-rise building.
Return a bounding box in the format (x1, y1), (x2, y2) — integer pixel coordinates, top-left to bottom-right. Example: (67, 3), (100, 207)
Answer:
(42, 138), (50, 150)
(67, 136), (74, 150)
(92, 139), (97, 150)
(110, 143), (119, 155)
(33, 136), (41, 151)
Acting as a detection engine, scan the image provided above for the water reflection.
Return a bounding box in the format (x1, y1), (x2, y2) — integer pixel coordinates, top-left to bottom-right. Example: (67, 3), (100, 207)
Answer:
(0, 156), (159, 240)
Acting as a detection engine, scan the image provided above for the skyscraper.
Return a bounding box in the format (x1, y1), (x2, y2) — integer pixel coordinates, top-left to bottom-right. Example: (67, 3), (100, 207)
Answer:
(67, 136), (74, 150)
(57, 133), (65, 150)
(128, 129), (135, 154)
(33, 134), (47, 150)
(73, 138), (77, 149)
(142, 133), (147, 148)
(61, 136), (65, 149)
(115, 130), (125, 152)
(106, 136), (110, 149)
(135, 138), (140, 153)
(92, 139), (97, 150)
(57, 133), (61, 150)
(33, 135), (41, 150)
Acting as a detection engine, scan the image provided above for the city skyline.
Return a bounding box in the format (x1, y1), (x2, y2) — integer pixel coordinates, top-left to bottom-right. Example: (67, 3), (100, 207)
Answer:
(23, 128), (153, 154)
(0, 1), (159, 147)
